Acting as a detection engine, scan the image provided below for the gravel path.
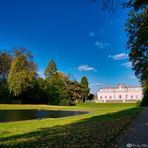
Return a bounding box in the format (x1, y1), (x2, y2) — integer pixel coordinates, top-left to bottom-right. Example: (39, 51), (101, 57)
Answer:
(118, 107), (148, 148)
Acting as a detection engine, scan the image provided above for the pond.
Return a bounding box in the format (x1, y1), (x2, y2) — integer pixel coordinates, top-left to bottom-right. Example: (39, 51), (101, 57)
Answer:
(0, 109), (89, 122)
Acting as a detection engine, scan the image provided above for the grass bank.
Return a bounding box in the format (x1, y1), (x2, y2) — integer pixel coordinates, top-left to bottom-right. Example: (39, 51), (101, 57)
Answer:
(0, 103), (140, 148)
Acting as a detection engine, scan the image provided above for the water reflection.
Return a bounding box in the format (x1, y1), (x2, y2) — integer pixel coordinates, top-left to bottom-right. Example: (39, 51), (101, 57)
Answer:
(0, 110), (89, 122)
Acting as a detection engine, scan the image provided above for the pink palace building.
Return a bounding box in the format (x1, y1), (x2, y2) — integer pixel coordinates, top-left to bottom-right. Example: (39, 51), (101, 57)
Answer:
(97, 84), (143, 103)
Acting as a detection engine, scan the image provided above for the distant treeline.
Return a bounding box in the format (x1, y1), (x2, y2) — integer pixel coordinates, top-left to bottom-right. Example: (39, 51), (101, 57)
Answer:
(0, 48), (94, 105)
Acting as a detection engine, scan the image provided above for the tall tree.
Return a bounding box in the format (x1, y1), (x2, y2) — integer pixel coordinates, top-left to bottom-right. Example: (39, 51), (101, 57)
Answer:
(0, 52), (12, 100)
(44, 60), (57, 79)
(125, 0), (148, 105)
(23, 77), (48, 104)
(67, 81), (82, 104)
(81, 76), (90, 102)
(0, 52), (12, 82)
(7, 48), (37, 97)
(48, 72), (70, 105)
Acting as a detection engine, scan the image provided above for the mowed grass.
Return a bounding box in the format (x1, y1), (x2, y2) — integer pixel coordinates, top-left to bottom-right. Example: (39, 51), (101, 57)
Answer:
(0, 103), (140, 148)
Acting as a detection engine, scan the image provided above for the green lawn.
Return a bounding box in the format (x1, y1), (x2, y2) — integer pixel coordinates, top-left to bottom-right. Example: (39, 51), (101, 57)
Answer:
(0, 103), (140, 148)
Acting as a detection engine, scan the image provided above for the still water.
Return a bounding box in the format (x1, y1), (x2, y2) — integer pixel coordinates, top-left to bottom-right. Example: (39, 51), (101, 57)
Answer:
(0, 109), (89, 122)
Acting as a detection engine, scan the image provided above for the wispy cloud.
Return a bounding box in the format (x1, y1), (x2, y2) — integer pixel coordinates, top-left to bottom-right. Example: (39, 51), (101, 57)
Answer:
(38, 70), (45, 78)
(89, 32), (95, 37)
(78, 65), (96, 72)
(128, 75), (137, 79)
(94, 41), (111, 49)
(122, 62), (132, 68)
(108, 53), (128, 60)
(90, 83), (103, 86)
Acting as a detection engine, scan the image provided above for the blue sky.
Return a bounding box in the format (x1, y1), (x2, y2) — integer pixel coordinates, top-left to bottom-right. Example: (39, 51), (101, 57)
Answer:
(0, 0), (140, 93)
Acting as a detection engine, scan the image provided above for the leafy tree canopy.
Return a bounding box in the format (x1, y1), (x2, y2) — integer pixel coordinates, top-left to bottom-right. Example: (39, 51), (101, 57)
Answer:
(81, 76), (90, 102)
(44, 60), (57, 79)
(8, 48), (37, 96)
(125, 0), (148, 105)
(0, 52), (12, 82)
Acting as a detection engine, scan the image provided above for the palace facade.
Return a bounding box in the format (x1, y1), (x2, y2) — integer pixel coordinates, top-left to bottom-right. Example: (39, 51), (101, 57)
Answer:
(97, 84), (143, 102)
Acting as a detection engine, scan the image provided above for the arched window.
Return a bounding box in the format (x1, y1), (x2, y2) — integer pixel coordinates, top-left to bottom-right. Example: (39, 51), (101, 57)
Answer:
(131, 95), (133, 99)
(100, 96), (102, 99)
(105, 96), (107, 99)
(119, 95), (122, 99)
(109, 96), (112, 99)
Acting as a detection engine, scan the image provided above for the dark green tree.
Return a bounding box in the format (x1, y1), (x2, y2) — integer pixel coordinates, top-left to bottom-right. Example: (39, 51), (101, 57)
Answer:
(44, 60), (57, 79)
(88, 93), (95, 101)
(0, 52), (12, 100)
(22, 77), (48, 104)
(67, 81), (82, 104)
(47, 72), (71, 105)
(0, 52), (12, 82)
(80, 76), (90, 102)
(125, 0), (148, 105)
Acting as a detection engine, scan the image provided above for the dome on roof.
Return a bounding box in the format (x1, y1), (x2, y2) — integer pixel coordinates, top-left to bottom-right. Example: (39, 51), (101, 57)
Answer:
(117, 83), (126, 88)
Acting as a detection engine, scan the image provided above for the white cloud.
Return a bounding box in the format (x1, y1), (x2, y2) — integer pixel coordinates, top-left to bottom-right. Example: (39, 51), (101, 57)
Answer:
(128, 75), (137, 79)
(122, 62), (132, 68)
(78, 65), (96, 72)
(95, 41), (111, 49)
(90, 83), (103, 86)
(89, 32), (95, 37)
(108, 53), (128, 60)
(38, 70), (45, 78)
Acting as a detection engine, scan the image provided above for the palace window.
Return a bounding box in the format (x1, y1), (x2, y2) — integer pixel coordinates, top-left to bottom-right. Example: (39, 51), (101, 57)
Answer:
(119, 95), (122, 99)
(126, 95), (128, 98)
(131, 95), (133, 99)
(105, 96), (107, 99)
(109, 96), (112, 99)
(100, 96), (102, 99)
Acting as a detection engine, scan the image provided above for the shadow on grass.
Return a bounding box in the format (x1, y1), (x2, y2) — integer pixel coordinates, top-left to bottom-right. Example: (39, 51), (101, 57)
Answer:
(0, 107), (140, 148)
